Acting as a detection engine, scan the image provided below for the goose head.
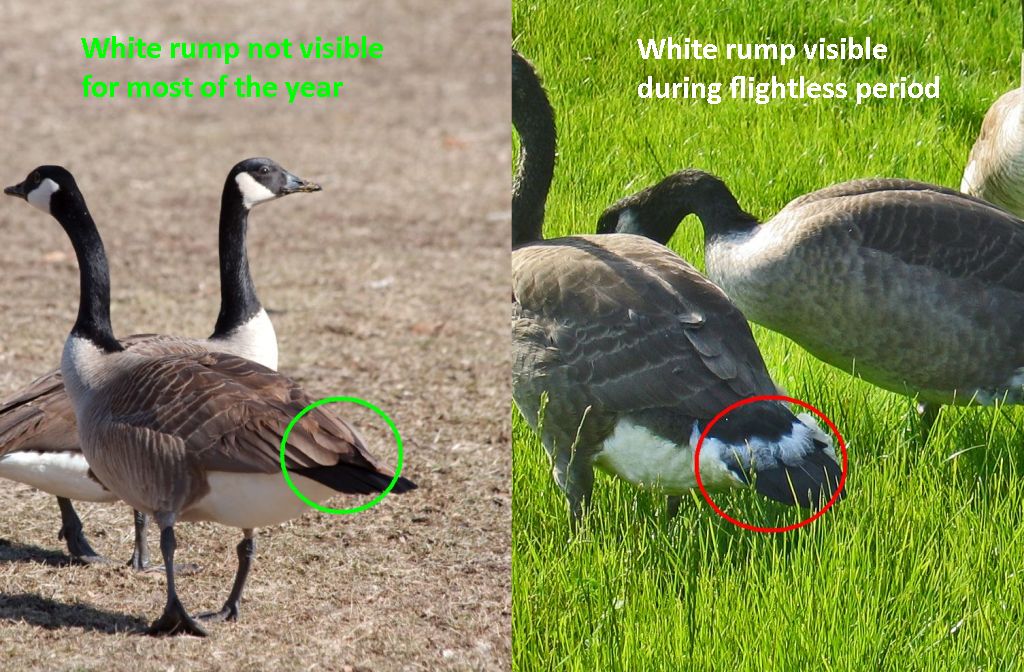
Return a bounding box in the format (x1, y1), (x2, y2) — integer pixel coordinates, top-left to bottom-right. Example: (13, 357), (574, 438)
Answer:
(597, 169), (756, 244)
(227, 158), (321, 210)
(4, 165), (85, 218)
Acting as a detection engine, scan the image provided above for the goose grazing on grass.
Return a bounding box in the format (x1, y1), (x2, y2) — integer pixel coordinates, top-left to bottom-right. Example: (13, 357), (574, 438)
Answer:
(961, 1), (1024, 217)
(511, 51), (841, 523)
(4, 165), (415, 636)
(0, 157), (319, 570)
(598, 169), (1024, 430)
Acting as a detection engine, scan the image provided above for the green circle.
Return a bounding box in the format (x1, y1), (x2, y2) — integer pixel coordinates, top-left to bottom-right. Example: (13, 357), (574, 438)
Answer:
(279, 396), (404, 515)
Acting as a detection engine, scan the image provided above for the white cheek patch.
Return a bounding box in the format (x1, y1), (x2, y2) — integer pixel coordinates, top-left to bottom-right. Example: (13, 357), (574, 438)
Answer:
(27, 178), (60, 213)
(235, 172), (276, 208)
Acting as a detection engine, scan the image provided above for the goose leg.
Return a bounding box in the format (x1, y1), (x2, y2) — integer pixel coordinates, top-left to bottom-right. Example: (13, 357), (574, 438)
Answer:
(554, 451), (595, 529)
(199, 529), (255, 623)
(666, 496), (682, 519)
(56, 497), (108, 564)
(916, 401), (940, 443)
(129, 510), (150, 570)
(147, 514), (206, 637)
(129, 510), (201, 575)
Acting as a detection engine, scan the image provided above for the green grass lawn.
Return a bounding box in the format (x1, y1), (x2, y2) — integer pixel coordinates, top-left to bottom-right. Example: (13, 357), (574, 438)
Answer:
(513, 0), (1024, 668)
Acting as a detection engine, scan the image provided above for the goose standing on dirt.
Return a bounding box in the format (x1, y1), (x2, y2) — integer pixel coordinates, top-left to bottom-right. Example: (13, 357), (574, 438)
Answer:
(961, 1), (1024, 216)
(598, 170), (1024, 429)
(511, 51), (842, 523)
(4, 165), (416, 636)
(0, 157), (319, 569)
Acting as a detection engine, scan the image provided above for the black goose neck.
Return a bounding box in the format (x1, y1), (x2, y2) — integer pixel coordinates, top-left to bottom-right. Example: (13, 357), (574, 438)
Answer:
(658, 173), (758, 241)
(56, 196), (123, 353)
(695, 190), (758, 240)
(211, 184), (262, 338)
(512, 53), (556, 249)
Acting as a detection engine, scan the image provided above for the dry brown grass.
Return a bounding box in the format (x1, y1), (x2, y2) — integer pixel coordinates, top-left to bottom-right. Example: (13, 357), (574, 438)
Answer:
(0, 0), (510, 669)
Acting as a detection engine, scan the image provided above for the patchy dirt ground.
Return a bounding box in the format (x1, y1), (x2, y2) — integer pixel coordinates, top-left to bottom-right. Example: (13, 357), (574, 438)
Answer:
(0, 1), (510, 670)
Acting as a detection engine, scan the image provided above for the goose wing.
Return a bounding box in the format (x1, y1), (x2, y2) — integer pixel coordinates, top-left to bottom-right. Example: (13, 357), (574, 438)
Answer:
(0, 370), (75, 452)
(102, 351), (390, 478)
(787, 187), (1024, 289)
(513, 234), (776, 418)
(0, 333), (211, 456)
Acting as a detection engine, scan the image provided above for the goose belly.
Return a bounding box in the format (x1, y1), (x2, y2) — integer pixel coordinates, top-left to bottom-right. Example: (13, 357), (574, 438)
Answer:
(181, 472), (336, 528)
(0, 450), (115, 502)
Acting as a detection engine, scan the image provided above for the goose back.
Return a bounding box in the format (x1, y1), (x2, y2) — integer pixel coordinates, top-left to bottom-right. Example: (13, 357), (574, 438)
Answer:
(514, 234), (777, 435)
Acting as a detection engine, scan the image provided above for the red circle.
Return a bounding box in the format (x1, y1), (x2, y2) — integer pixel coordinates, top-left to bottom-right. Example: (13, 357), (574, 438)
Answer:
(693, 394), (847, 533)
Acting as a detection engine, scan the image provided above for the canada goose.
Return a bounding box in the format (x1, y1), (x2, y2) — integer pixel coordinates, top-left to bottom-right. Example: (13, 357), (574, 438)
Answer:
(0, 157), (319, 569)
(597, 169), (1024, 428)
(4, 165), (416, 636)
(961, 1), (1024, 216)
(511, 51), (841, 523)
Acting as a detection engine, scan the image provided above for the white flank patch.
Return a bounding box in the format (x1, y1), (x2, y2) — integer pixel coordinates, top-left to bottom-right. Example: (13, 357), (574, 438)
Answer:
(696, 414), (833, 471)
(594, 419), (744, 495)
(214, 308), (278, 370)
(181, 471), (336, 528)
(27, 178), (60, 213)
(0, 451), (116, 502)
(1006, 368), (1024, 402)
(235, 172), (276, 208)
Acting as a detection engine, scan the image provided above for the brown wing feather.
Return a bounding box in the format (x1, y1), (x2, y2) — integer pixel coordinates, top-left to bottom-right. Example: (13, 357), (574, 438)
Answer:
(102, 351), (384, 476)
(784, 188), (1024, 289)
(0, 370), (77, 453)
(513, 234), (776, 421)
(0, 334), (209, 456)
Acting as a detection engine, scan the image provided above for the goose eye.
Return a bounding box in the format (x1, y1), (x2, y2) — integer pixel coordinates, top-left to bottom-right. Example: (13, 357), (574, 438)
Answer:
(30, 171), (40, 183)
(260, 166), (271, 175)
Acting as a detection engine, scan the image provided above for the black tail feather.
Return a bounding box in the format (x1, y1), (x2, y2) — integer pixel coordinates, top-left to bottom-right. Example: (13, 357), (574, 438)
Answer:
(702, 400), (844, 509)
(754, 442), (843, 509)
(294, 465), (417, 495)
(703, 401), (796, 444)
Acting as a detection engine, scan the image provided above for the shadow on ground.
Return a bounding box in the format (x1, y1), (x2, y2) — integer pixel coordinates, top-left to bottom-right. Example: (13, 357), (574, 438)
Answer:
(0, 538), (76, 567)
(0, 592), (147, 633)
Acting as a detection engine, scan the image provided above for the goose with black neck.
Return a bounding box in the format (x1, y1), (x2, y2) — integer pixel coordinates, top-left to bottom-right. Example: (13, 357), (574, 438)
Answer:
(5, 164), (415, 636)
(0, 158), (319, 569)
(512, 51), (842, 524)
(598, 169), (1024, 432)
